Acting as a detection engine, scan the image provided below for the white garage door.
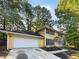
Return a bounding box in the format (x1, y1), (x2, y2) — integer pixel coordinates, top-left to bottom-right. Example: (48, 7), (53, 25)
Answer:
(13, 37), (39, 48)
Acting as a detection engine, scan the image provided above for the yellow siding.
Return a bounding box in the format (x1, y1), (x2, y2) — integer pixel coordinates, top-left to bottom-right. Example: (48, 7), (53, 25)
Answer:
(38, 38), (44, 47)
(7, 33), (13, 49)
(38, 29), (45, 37)
(54, 32), (58, 37)
(7, 33), (45, 49)
(46, 34), (54, 39)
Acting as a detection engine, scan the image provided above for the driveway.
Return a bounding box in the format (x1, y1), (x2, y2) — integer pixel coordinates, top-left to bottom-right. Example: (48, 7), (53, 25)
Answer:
(5, 48), (61, 59)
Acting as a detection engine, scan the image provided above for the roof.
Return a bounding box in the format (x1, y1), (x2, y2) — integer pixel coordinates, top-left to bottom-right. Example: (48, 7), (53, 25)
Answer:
(0, 29), (42, 37)
(37, 25), (63, 35)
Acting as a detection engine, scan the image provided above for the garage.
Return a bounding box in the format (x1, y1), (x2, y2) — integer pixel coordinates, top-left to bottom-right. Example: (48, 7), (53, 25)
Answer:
(0, 29), (44, 49)
(13, 35), (39, 48)
(3, 30), (44, 49)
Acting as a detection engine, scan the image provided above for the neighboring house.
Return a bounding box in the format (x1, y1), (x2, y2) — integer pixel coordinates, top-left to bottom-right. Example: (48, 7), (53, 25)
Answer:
(0, 26), (63, 49)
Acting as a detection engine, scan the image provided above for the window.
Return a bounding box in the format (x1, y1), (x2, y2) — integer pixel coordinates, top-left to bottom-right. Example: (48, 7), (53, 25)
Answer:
(46, 39), (54, 45)
(58, 39), (63, 45)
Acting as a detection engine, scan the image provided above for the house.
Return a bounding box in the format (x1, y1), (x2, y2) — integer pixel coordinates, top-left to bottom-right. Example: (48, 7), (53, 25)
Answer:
(0, 26), (63, 49)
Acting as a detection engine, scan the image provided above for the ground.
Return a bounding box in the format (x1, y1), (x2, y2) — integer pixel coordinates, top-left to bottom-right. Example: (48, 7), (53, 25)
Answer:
(0, 48), (79, 59)
(0, 49), (9, 59)
(0, 56), (5, 59)
(69, 50), (79, 59)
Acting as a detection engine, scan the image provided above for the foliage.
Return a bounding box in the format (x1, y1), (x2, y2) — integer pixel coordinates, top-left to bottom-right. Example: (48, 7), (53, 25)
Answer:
(0, 0), (28, 47)
(31, 5), (53, 32)
(56, 0), (79, 15)
(55, 0), (79, 49)
(64, 26), (79, 49)
(0, 0), (26, 31)
(23, 1), (34, 31)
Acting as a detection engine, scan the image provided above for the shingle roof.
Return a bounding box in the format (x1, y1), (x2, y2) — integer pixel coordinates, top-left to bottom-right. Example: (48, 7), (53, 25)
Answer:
(0, 29), (42, 37)
(12, 30), (42, 36)
(37, 26), (63, 35)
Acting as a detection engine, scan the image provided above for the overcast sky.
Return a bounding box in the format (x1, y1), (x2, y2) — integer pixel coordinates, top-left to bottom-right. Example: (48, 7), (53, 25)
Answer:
(28, 0), (59, 20)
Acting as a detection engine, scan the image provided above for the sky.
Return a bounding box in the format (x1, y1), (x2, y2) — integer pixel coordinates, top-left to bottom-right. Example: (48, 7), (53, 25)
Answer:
(28, 0), (59, 20)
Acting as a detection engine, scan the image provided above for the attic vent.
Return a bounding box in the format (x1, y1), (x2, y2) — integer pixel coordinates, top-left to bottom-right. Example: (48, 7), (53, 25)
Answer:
(16, 50), (28, 59)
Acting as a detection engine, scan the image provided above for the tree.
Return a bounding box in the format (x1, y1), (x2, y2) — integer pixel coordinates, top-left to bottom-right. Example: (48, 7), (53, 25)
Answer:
(0, 0), (33, 48)
(22, 1), (33, 31)
(0, 0), (26, 31)
(31, 5), (53, 32)
(56, 0), (79, 15)
(55, 0), (79, 49)
(64, 26), (79, 49)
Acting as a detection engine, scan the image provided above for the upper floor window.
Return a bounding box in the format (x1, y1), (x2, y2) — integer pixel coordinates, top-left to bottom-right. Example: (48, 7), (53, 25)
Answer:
(46, 39), (54, 45)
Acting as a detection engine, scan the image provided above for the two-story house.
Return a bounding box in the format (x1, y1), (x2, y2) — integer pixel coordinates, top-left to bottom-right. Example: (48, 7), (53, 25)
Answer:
(0, 26), (63, 49)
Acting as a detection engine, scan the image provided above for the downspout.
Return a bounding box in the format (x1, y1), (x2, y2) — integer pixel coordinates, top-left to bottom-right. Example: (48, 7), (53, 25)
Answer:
(45, 29), (46, 47)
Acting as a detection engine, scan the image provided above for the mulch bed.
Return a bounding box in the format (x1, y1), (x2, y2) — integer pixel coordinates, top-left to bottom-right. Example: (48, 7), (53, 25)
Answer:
(41, 47), (62, 51)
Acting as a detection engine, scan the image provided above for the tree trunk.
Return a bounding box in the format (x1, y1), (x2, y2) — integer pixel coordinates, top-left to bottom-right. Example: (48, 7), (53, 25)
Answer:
(3, 18), (6, 30)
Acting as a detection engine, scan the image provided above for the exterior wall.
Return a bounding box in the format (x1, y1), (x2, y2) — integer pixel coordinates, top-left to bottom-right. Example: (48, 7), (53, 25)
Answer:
(46, 34), (55, 39)
(38, 29), (46, 46)
(46, 33), (54, 47)
(38, 29), (46, 37)
(45, 29), (63, 47)
(54, 32), (58, 37)
(7, 33), (44, 49)
(38, 38), (44, 47)
(46, 29), (54, 47)
(7, 33), (13, 49)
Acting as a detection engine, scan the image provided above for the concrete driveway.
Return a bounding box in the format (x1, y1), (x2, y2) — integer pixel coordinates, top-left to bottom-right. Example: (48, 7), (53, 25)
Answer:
(5, 48), (61, 59)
